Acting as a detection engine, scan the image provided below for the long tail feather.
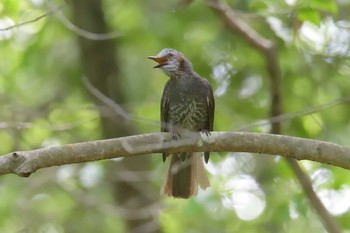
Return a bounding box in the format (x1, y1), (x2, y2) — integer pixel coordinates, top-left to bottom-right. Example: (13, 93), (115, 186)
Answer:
(161, 152), (210, 198)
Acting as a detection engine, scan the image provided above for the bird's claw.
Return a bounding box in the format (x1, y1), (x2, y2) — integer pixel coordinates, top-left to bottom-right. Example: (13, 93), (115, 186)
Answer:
(200, 129), (211, 137)
(172, 131), (181, 140)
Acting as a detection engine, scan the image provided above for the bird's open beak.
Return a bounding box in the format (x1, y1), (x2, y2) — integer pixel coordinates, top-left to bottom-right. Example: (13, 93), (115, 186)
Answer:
(148, 56), (168, 68)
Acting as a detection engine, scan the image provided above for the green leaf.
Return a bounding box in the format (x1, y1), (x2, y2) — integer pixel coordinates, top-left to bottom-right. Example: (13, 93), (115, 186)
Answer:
(308, 0), (338, 15)
(297, 7), (321, 25)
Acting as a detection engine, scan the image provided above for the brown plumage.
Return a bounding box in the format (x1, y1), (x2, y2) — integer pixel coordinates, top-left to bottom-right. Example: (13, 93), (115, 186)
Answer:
(149, 48), (215, 198)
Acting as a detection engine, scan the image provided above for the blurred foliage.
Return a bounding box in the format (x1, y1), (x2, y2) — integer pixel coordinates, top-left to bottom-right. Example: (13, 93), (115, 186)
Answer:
(1, 0), (350, 232)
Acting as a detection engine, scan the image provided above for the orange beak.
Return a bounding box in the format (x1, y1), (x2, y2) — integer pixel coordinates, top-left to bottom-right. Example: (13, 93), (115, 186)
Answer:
(148, 56), (168, 68)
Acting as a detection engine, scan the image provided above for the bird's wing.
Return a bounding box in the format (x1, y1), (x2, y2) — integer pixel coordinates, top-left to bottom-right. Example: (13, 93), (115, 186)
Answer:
(205, 79), (215, 163)
(207, 82), (215, 132)
(161, 81), (170, 133)
(161, 81), (170, 162)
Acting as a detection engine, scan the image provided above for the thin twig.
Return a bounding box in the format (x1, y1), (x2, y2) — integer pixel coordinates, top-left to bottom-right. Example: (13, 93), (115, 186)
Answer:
(237, 96), (350, 131)
(82, 76), (159, 128)
(0, 2), (66, 31)
(46, 0), (122, 40)
(0, 119), (97, 131)
(82, 76), (132, 120)
(0, 0), (122, 40)
(286, 158), (341, 233)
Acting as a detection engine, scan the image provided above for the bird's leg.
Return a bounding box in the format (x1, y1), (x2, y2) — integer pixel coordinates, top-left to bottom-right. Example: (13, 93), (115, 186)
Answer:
(162, 129), (180, 162)
(171, 131), (189, 162)
(162, 130), (181, 144)
(162, 131), (181, 161)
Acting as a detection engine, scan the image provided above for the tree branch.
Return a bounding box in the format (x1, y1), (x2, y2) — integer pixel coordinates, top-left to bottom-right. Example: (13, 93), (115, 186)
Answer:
(286, 158), (341, 233)
(206, 1), (341, 233)
(206, 0), (281, 132)
(1, 132), (349, 177)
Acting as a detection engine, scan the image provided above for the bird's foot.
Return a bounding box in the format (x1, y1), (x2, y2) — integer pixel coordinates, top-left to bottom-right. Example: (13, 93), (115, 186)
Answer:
(162, 131), (181, 162)
(171, 131), (181, 140)
(163, 131), (181, 144)
(200, 129), (211, 137)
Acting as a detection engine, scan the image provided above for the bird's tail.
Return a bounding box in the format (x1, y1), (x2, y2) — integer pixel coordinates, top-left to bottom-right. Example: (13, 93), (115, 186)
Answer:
(161, 152), (210, 198)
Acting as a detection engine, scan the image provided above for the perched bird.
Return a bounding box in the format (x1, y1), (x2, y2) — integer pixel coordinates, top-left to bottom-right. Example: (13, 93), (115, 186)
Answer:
(148, 48), (215, 198)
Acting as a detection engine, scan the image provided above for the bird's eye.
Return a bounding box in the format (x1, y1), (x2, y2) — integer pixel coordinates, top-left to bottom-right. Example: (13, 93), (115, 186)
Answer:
(168, 53), (174, 57)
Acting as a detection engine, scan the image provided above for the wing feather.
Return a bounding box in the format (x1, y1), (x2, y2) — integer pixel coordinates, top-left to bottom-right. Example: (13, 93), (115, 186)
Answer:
(161, 81), (171, 162)
(205, 80), (215, 163)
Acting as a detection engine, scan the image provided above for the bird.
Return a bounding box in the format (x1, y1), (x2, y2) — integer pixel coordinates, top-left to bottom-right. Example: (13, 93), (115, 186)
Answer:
(148, 48), (215, 198)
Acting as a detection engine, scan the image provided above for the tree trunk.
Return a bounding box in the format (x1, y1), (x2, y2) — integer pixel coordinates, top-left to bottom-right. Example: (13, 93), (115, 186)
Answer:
(71, 1), (161, 232)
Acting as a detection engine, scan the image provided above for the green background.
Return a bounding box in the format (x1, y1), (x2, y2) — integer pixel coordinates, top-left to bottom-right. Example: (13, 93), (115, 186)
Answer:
(1, 0), (350, 232)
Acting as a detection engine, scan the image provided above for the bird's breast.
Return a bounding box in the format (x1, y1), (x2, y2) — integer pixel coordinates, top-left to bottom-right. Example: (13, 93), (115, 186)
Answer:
(168, 96), (208, 130)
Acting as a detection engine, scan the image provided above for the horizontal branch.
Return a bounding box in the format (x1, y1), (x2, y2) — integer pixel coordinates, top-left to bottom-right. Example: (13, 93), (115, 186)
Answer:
(1, 132), (349, 177)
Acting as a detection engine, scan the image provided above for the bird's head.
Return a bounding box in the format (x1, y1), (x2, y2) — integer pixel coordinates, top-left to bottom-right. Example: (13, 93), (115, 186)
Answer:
(148, 48), (193, 78)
